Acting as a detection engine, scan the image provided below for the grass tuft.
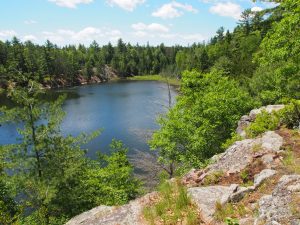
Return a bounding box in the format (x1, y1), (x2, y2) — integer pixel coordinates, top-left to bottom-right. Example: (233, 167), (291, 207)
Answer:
(143, 179), (201, 225)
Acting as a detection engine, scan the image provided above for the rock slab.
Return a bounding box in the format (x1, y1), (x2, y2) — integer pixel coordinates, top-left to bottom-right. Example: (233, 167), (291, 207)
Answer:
(66, 192), (157, 225)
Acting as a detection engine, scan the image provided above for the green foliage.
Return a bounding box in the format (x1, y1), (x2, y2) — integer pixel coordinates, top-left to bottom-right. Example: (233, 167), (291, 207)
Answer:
(251, 0), (300, 104)
(240, 169), (254, 187)
(245, 110), (280, 138)
(225, 217), (239, 225)
(279, 100), (300, 129)
(150, 70), (254, 169)
(84, 139), (142, 206)
(0, 84), (140, 224)
(222, 133), (243, 150)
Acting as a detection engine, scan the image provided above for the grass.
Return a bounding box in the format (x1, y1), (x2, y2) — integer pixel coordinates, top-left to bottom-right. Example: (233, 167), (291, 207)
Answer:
(290, 193), (300, 219)
(214, 201), (250, 223)
(142, 179), (200, 225)
(127, 75), (181, 86)
(282, 149), (300, 174)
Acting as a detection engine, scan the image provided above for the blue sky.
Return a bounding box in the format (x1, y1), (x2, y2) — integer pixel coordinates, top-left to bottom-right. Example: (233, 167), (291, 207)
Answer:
(0, 0), (276, 46)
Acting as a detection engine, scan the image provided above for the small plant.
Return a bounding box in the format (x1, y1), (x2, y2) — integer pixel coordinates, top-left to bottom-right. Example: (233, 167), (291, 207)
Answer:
(240, 169), (250, 183)
(143, 179), (200, 225)
(214, 201), (235, 221)
(215, 201), (248, 223)
(225, 217), (239, 225)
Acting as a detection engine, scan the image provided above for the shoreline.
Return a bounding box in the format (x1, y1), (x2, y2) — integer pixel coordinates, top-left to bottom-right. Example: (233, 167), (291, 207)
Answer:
(0, 75), (181, 92)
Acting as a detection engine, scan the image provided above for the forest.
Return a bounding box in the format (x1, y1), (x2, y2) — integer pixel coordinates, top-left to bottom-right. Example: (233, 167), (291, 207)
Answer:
(0, 0), (299, 224)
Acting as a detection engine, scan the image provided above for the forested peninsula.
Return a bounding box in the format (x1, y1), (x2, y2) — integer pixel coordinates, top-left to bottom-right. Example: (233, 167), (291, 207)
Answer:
(0, 0), (300, 224)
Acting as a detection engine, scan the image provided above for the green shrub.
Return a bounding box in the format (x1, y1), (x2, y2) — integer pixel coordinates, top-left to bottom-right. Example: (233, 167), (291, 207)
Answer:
(280, 100), (300, 129)
(245, 110), (280, 138)
(225, 217), (239, 225)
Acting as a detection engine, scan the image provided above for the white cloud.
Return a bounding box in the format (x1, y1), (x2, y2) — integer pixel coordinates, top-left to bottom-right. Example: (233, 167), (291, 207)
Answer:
(132, 22), (169, 33)
(48, 0), (93, 8)
(106, 0), (145, 11)
(41, 27), (122, 45)
(152, 1), (198, 19)
(22, 35), (38, 42)
(0, 30), (17, 40)
(251, 6), (263, 12)
(209, 2), (242, 20)
(24, 20), (37, 25)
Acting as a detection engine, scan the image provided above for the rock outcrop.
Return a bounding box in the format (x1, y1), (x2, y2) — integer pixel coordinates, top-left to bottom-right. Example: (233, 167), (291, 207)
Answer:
(188, 184), (239, 223)
(182, 131), (283, 187)
(66, 193), (157, 225)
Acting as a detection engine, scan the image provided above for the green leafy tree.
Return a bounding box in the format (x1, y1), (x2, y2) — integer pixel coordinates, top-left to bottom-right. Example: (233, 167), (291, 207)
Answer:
(251, 0), (300, 104)
(0, 81), (140, 224)
(150, 70), (255, 173)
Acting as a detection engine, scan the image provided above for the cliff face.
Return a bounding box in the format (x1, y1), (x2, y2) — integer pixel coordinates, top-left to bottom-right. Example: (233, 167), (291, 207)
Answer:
(66, 106), (300, 225)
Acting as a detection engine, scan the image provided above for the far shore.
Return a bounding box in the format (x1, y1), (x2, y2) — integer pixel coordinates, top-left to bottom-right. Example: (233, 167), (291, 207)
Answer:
(126, 75), (181, 87)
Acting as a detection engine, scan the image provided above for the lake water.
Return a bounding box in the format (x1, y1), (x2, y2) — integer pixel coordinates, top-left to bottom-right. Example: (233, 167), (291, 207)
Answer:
(0, 81), (177, 177)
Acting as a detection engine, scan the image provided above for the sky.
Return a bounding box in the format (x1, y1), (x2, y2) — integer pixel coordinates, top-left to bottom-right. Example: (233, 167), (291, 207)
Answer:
(0, 0), (276, 46)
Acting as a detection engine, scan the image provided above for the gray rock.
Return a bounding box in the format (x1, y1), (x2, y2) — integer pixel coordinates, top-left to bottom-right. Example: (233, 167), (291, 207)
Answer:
(66, 192), (157, 225)
(188, 184), (238, 223)
(256, 175), (300, 225)
(183, 131), (283, 187)
(261, 131), (283, 152)
(254, 169), (277, 188)
(229, 186), (255, 202)
(209, 131), (282, 174)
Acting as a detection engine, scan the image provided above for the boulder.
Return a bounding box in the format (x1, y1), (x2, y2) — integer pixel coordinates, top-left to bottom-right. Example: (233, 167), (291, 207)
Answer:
(182, 131), (283, 187)
(66, 192), (157, 225)
(188, 184), (238, 223)
(253, 169), (277, 188)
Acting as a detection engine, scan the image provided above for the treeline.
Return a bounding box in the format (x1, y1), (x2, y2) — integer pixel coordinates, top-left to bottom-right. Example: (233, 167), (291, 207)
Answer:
(0, 4), (285, 88)
(0, 38), (182, 87)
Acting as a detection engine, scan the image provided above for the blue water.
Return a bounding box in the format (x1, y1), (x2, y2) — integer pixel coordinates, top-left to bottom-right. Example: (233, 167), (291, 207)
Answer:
(0, 81), (177, 160)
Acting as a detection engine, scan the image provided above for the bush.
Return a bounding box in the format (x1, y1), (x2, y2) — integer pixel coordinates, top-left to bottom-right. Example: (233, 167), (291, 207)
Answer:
(245, 110), (280, 138)
(280, 100), (300, 129)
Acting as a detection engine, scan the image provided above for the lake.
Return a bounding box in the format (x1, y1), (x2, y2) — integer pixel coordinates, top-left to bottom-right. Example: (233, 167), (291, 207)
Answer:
(0, 80), (177, 182)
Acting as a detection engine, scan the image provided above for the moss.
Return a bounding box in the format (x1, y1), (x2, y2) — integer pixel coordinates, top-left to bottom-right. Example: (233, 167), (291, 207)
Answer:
(203, 170), (224, 186)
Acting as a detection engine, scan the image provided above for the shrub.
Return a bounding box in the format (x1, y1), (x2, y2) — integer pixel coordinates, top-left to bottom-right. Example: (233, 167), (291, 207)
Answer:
(245, 110), (280, 138)
(280, 100), (300, 129)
